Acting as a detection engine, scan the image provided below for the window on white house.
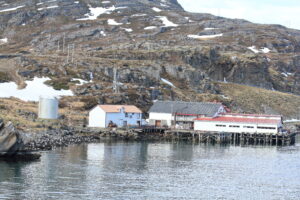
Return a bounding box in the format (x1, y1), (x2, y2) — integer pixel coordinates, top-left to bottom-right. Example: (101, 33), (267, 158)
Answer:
(257, 126), (276, 130)
(216, 124), (226, 127)
(229, 125), (240, 128)
(243, 126), (254, 129)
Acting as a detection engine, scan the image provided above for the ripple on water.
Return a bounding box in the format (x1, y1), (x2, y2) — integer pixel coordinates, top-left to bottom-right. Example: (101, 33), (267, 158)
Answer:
(0, 140), (300, 199)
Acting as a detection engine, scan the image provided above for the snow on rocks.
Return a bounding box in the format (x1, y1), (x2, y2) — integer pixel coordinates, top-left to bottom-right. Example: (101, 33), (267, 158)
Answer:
(0, 38), (8, 44)
(157, 16), (178, 27)
(100, 31), (106, 36)
(204, 27), (218, 30)
(161, 78), (176, 88)
(261, 47), (271, 53)
(121, 28), (133, 32)
(0, 77), (73, 101)
(281, 72), (293, 77)
(144, 26), (157, 30)
(248, 46), (271, 54)
(71, 78), (89, 86)
(152, 7), (162, 12)
(0, 5), (25, 13)
(77, 5), (116, 21)
(132, 13), (147, 17)
(107, 19), (122, 25)
(37, 5), (59, 11)
(188, 34), (223, 39)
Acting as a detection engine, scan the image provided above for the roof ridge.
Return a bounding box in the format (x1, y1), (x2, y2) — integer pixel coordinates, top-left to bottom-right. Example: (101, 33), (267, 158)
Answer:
(155, 101), (222, 104)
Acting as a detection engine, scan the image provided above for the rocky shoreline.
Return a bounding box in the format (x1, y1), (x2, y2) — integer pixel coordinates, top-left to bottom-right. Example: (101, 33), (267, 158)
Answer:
(22, 127), (162, 152)
(1, 118), (164, 161)
(23, 128), (102, 151)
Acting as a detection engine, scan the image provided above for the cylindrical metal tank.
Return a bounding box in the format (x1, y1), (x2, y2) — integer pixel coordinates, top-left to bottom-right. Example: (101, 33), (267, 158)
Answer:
(38, 97), (59, 119)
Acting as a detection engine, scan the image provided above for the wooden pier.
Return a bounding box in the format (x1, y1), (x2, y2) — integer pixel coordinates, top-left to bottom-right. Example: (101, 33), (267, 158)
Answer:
(140, 127), (298, 145)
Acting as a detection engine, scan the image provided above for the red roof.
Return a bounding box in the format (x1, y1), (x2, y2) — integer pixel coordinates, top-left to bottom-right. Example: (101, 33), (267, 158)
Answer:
(194, 116), (280, 125)
(99, 105), (142, 113)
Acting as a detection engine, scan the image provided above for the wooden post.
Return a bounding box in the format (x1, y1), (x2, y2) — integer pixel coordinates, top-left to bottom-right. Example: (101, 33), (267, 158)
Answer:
(233, 133), (236, 145)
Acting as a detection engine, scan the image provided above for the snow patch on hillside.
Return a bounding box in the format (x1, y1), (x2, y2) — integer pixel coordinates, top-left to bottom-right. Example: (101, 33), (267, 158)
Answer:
(0, 5), (24, 13)
(248, 46), (271, 54)
(132, 13), (147, 17)
(161, 78), (176, 88)
(71, 78), (89, 86)
(107, 19), (122, 25)
(121, 28), (133, 32)
(144, 26), (157, 30)
(0, 38), (8, 44)
(77, 6), (116, 21)
(38, 5), (59, 11)
(0, 77), (73, 101)
(204, 27), (218, 30)
(188, 34), (223, 39)
(152, 7), (162, 12)
(157, 16), (178, 27)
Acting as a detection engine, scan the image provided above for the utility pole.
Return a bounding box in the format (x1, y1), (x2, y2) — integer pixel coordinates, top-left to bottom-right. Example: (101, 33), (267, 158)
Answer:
(57, 40), (60, 52)
(62, 33), (66, 53)
(113, 68), (119, 93)
(66, 44), (70, 64)
(71, 44), (75, 63)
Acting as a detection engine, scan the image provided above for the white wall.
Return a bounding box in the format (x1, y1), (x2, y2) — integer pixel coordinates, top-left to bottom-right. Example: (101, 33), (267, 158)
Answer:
(149, 112), (173, 126)
(105, 112), (142, 127)
(89, 106), (106, 128)
(194, 121), (279, 134)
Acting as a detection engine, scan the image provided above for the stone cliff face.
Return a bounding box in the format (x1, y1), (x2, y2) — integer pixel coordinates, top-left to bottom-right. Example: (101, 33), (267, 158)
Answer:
(0, 0), (300, 118)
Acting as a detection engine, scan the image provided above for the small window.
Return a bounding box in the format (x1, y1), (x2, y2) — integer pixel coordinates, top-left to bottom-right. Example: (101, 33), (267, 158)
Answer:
(243, 126), (254, 129)
(125, 113), (128, 117)
(257, 126), (276, 130)
(216, 124), (226, 127)
(229, 125), (240, 128)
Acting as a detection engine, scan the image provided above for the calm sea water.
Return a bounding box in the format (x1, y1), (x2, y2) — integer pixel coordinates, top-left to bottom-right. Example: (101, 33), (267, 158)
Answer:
(0, 136), (300, 200)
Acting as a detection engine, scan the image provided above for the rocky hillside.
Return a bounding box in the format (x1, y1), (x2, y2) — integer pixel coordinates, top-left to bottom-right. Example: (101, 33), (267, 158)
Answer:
(0, 0), (300, 119)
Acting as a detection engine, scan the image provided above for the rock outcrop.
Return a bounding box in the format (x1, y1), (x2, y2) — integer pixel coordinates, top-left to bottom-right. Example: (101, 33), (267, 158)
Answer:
(0, 119), (40, 160)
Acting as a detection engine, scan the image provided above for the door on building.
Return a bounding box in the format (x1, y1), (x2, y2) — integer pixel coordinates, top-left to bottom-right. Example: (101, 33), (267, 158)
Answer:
(155, 120), (161, 127)
(137, 121), (141, 127)
(123, 121), (127, 127)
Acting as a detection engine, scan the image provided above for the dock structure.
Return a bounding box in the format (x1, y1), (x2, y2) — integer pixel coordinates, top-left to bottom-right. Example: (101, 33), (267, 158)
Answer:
(140, 127), (298, 145)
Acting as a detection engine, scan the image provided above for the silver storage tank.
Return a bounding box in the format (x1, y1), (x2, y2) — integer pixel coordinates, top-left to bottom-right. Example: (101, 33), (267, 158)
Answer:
(38, 97), (59, 119)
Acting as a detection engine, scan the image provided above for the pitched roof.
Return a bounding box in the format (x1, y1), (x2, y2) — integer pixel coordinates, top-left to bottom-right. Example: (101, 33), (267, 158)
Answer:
(99, 105), (142, 113)
(222, 113), (282, 118)
(194, 116), (280, 125)
(149, 101), (223, 117)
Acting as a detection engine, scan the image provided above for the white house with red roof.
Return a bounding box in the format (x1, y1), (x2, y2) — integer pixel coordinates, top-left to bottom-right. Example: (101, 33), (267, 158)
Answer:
(89, 105), (142, 128)
(194, 113), (282, 134)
